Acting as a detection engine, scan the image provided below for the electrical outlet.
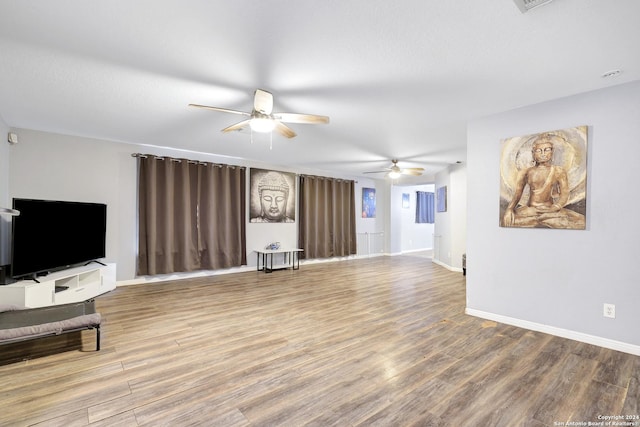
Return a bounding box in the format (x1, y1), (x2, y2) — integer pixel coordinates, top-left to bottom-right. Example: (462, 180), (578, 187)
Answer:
(603, 303), (616, 319)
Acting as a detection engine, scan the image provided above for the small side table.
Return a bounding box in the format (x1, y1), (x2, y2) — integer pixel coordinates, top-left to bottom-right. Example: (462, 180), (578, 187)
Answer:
(255, 248), (304, 273)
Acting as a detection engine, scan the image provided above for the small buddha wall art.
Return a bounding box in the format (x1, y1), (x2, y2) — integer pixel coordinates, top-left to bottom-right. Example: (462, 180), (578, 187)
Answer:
(250, 168), (296, 223)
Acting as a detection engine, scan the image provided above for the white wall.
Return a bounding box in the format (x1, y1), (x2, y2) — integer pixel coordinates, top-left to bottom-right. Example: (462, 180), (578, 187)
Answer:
(450, 165), (467, 270)
(355, 177), (388, 253)
(9, 130), (137, 279)
(8, 129), (375, 281)
(433, 164), (467, 270)
(0, 117), (10, 265)
(467, 80), (640, 351)
(397, 184), (435, 253)
(355, 178), (386, 232)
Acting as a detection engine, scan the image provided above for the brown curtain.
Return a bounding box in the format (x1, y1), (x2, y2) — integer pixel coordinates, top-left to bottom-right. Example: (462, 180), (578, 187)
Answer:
(137, 155), (246, 275)
(298, 175), (356, 259)
(197, 164), (246, 270)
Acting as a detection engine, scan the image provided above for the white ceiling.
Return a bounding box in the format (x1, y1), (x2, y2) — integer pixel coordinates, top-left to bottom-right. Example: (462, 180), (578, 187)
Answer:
(1, 0), (638, 183)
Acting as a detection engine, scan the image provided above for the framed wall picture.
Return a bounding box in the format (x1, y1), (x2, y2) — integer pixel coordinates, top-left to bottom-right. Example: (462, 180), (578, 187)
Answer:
(499, 125), (587, 229)
(437, 186), (447, 212)
(402, 193), (410, 209)
(250, 168), (296, 223)
(362, 187), (376, 218)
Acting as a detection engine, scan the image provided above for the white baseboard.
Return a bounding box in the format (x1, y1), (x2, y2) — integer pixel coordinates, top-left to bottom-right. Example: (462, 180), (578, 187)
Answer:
(354, 253), (386, 259)
(432, 258), (464, 274)
(117, 265), (256, 286)
(302, 255), (359, 264)
(466, 308), (640, 356)
(117, 255), (362, 286)
(400, 248), (433, 254)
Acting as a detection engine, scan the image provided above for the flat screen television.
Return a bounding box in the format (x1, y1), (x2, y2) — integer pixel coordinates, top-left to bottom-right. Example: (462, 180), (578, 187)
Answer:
(10, 198), (107, 280)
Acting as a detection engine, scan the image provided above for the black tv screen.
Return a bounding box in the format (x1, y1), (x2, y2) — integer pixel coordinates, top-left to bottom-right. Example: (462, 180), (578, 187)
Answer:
(11, 198), (107, 279)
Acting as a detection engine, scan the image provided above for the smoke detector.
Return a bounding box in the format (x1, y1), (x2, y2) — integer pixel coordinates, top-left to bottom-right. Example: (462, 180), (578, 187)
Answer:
(513, 0), (555, 13)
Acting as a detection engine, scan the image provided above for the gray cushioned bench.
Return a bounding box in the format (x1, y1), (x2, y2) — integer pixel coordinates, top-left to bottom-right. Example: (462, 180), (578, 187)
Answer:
(0, 299), (102, 351)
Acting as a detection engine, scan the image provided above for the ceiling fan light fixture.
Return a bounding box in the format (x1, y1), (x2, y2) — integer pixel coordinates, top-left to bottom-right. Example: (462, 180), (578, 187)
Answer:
(388, 170), (401, 179)
(250, 118), (276, 133)
(190, 89), (326, 139)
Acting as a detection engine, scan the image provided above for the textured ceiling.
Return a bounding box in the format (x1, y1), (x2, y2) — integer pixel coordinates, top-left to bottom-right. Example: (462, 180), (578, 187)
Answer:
(0, 0), (638, 183)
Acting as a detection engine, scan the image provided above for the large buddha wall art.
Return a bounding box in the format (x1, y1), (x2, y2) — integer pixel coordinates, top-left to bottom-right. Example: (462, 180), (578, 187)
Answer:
(499, 125), (588, 230)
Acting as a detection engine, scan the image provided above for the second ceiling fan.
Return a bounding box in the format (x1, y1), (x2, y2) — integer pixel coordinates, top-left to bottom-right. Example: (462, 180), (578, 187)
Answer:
(189, 89), (329, 139)
(365, 159), (424, 179)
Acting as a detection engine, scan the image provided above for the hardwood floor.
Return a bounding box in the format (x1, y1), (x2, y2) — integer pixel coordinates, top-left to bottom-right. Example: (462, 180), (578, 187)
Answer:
(1, 256), (638, 426)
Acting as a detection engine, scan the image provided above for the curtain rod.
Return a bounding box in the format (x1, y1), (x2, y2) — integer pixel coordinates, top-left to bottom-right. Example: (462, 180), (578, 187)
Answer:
(131, 153), (245, 169)
(131, 154), (356, 181)
(298, 173), (355, 184)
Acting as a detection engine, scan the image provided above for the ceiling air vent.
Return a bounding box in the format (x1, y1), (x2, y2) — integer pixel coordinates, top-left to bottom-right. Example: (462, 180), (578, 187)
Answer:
(513, 0), (555, 13)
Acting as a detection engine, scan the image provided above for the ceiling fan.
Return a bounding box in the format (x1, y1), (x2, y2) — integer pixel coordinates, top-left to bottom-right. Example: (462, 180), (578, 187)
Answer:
(189, 89), (329, 139)
(364, 159), (424, 179)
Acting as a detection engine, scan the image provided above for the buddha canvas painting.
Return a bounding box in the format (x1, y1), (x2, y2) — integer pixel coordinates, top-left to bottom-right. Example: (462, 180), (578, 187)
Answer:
(499, 126), (588, 230)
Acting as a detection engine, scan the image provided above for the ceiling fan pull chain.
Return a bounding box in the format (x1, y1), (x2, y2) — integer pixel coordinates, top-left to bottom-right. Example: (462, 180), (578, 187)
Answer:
(269, 131), (273, 150)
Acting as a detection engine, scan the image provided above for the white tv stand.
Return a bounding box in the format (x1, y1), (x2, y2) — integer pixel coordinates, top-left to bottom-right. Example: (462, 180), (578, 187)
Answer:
(0, 263), (116, 308)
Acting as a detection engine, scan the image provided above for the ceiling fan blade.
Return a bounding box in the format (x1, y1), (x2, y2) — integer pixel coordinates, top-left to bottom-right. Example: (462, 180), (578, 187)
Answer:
(403, 167), (425, 172)
(221, 119), (251, 133)
(276, 112), (330, 124)
(274, 121), (297, 138)
(254, 89), (273, 115)
(189, 104), (251, 116)
(402, 170), (423, 176)
(363, 170), (387, 174)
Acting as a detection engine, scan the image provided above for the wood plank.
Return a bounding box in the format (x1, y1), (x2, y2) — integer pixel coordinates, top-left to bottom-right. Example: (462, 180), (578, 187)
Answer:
(529, 353), (599, 425)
